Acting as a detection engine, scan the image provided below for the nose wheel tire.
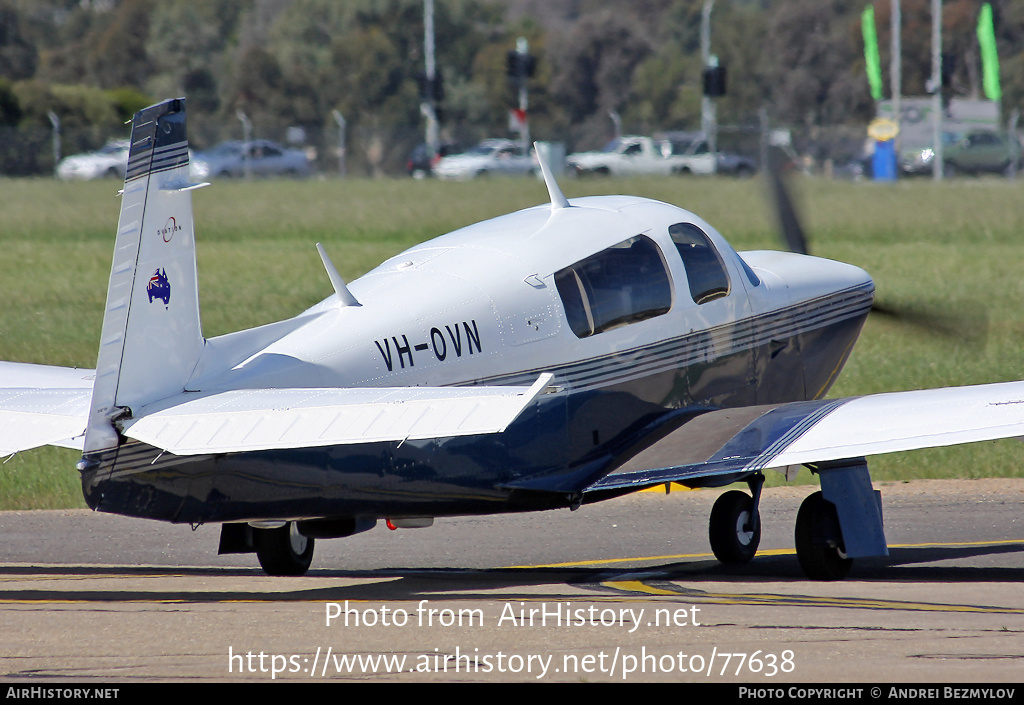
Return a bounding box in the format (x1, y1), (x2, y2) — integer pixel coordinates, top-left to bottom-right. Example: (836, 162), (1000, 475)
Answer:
(254, 522), (315, 576)
(795, 491), (852, 581)
(709, 490), (761, 563)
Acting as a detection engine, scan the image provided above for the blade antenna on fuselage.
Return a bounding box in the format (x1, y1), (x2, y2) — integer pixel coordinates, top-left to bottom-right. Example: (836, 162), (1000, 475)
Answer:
(534, 142), (570, 212)
(316, 243), (360, 307)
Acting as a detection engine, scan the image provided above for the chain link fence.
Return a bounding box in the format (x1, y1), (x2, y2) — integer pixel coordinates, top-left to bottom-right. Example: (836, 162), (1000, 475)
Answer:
(0, 117), (930, 180)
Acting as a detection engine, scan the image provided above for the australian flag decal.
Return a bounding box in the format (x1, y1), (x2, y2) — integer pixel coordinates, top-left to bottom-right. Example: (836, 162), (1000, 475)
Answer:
(147, 268), (171, 305)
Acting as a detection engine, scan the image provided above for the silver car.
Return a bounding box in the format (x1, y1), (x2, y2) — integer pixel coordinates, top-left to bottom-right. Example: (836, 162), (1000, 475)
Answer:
(191, 140), (312, 179)
(434, 139), (536, 180)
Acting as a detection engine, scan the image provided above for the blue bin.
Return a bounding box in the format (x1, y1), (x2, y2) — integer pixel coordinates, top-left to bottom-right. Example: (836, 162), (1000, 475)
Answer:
(872, 139), (897, 181)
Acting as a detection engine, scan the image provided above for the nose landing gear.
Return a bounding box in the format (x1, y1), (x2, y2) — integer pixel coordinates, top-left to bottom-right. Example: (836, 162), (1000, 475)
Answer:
(708, 474), (764, 564)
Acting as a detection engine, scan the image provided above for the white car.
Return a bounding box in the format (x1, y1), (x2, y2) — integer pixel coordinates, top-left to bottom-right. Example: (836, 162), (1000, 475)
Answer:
(434, 139), (536, 180)
(55, 140), (130, 180)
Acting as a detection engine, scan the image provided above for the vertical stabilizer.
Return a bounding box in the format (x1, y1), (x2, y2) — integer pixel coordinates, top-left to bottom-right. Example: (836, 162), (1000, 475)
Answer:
(85, 98), (206, 453)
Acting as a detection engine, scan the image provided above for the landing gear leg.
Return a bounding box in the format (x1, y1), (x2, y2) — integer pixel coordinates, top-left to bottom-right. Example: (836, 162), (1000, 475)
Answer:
(708, 474), (764, 564)
(254, 522), (315, 576)
(794, 491), (852, 581)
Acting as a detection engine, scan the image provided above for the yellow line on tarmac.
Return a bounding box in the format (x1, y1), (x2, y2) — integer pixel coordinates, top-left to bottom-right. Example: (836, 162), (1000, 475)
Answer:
(508, 548), (795, 570)
(508, 538), (1024, 570)
(889, 539), (1024, 549)
(601, 581), (1024, 614)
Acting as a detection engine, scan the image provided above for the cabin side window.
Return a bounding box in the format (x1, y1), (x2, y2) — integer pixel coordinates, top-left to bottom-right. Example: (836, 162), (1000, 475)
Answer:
(669, 222), (730, 304)
(554, 235), (672, 339)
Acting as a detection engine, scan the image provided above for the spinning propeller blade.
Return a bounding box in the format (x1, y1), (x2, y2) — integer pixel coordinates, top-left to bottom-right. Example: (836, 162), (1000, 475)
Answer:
(765, 146), (987, 346)
(766, 146), (809, 256)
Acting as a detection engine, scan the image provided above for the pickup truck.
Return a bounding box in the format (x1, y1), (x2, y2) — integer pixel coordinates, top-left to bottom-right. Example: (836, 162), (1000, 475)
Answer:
(566, 135), (716, 177)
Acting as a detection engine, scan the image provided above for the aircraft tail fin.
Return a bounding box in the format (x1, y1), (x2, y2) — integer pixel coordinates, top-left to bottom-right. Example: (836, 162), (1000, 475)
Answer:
(85, 98), (208, 453)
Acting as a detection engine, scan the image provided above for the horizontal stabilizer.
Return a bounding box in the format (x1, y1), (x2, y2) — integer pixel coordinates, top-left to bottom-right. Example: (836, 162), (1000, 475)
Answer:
(123, 374), (553, 455)
(0, 363), (95, 455)
(589, 380), (1024, 493)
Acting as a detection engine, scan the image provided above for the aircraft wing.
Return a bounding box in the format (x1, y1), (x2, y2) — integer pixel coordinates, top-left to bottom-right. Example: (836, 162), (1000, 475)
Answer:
(589, 380), (1024, 493)
(0, 362), (95, 455)
(122, 373), (554, 455)
(0, 362), (552, 457)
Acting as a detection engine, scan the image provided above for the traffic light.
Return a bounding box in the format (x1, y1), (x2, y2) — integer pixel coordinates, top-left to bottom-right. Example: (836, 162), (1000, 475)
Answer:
(703, 65), (727, 97)
(506, 50), (536, 87)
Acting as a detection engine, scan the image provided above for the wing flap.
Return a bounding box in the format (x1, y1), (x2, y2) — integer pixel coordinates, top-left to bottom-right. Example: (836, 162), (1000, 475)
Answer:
(589, 381), (1024, 493)
(123, 373), (553, 455)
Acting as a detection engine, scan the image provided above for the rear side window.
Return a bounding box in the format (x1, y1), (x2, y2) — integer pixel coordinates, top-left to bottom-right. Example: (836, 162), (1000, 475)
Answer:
(669, 222), (730, 304)
(555, 235), (672, 338)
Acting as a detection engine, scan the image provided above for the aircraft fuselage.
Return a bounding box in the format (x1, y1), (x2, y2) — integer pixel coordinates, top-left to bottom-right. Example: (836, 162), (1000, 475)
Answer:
(80, 196), (873, 525)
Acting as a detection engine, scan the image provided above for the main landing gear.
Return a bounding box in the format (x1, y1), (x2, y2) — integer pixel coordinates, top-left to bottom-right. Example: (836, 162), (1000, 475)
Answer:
(794, 491), (852, 581)
(220, 517), (379, 576)
(253, 522), (315, 576)
(706, 460), (886, 581)
(708, 482), (852, 579)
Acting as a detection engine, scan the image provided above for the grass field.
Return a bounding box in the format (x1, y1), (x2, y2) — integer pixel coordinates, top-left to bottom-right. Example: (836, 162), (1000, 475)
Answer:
(1, 173), (1023, 509)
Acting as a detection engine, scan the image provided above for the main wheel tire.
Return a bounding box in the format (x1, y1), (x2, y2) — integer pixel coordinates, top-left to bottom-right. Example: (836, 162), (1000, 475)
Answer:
(794, 491), (852, 581)
(709, 490), (761, 564)
(254, 522), (314, 576)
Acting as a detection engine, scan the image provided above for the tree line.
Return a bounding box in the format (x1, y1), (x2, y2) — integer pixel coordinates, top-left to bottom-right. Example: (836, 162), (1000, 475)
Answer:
(2, 0), (1023, 175)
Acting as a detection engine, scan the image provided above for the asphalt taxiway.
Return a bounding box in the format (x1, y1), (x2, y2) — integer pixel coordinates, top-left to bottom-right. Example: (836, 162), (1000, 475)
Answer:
(1, 478), (1022, 682)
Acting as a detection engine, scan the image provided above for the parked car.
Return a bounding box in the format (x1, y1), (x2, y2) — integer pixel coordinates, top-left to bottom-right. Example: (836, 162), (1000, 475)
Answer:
(900, 132), (959, 176)
(943, 130), (1022, 176)
(191, 140), (312, 179)
(55, 140), (130, 180)
(405, 142), (458, 179)
(433, 139), (536, 180)
(900, 130), (1022, 176)
(715, 151), (757, 177)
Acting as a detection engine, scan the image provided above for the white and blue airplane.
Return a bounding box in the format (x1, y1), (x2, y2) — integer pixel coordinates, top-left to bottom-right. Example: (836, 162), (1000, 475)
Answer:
(2, 99), (1022, 579)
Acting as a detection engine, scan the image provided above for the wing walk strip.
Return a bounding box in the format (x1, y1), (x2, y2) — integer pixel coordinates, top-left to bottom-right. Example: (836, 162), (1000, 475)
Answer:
(740, 399), (850, 472)
(477, 283), (873, 392)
